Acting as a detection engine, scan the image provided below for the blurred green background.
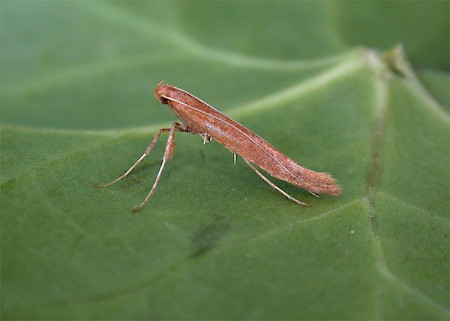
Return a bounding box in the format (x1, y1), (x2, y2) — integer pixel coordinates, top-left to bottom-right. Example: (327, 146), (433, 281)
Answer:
(1, 1), (449, 320)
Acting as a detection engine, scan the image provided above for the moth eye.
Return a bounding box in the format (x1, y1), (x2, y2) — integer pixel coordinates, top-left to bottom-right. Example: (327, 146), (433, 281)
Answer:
(159, 96), (169, 104)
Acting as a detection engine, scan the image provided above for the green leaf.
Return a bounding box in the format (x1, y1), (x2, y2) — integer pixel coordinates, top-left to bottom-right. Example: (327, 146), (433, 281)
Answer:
(1, 1), (448, 320)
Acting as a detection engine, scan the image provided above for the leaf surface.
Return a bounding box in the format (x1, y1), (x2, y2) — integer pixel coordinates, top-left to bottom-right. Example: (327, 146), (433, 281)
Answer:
(1, 2), (449, 319)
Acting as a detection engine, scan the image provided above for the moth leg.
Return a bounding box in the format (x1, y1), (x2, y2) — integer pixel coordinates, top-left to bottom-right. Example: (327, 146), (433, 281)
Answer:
(96, 127), (173, 188)
(243, 159), (309, 206)
(200, 133), (212, 144)
(233, 153), (237, 165)
(133, 122), (187, 212)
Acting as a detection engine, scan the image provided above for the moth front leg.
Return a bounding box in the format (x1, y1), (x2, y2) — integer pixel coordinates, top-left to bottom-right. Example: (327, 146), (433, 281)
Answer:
(132, 122), (188, 212)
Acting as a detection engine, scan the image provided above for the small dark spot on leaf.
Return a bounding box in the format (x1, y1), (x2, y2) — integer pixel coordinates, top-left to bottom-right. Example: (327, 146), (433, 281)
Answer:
(190, 216), (230, 258)
(1, 178), (17, 190)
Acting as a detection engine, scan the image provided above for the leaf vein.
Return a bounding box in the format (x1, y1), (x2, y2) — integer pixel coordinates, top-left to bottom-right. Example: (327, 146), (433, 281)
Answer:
(365, 53), (449, 317)
(79, 1), (352, 70)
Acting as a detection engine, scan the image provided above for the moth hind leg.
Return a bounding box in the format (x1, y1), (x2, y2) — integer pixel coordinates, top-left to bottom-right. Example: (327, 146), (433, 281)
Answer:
(243, 159), (309, 206)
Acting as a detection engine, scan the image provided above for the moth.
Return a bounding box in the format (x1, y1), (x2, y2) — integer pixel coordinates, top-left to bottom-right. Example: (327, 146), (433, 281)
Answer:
(97, 82), (341, 211)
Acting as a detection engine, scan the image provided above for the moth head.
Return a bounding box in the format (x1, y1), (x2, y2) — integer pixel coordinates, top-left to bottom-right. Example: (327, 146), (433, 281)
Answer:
(154, 81), (170, 104)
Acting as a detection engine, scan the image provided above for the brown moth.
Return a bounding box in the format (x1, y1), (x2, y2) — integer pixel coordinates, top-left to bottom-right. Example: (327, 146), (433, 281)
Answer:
(97, 82), (341, 211)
